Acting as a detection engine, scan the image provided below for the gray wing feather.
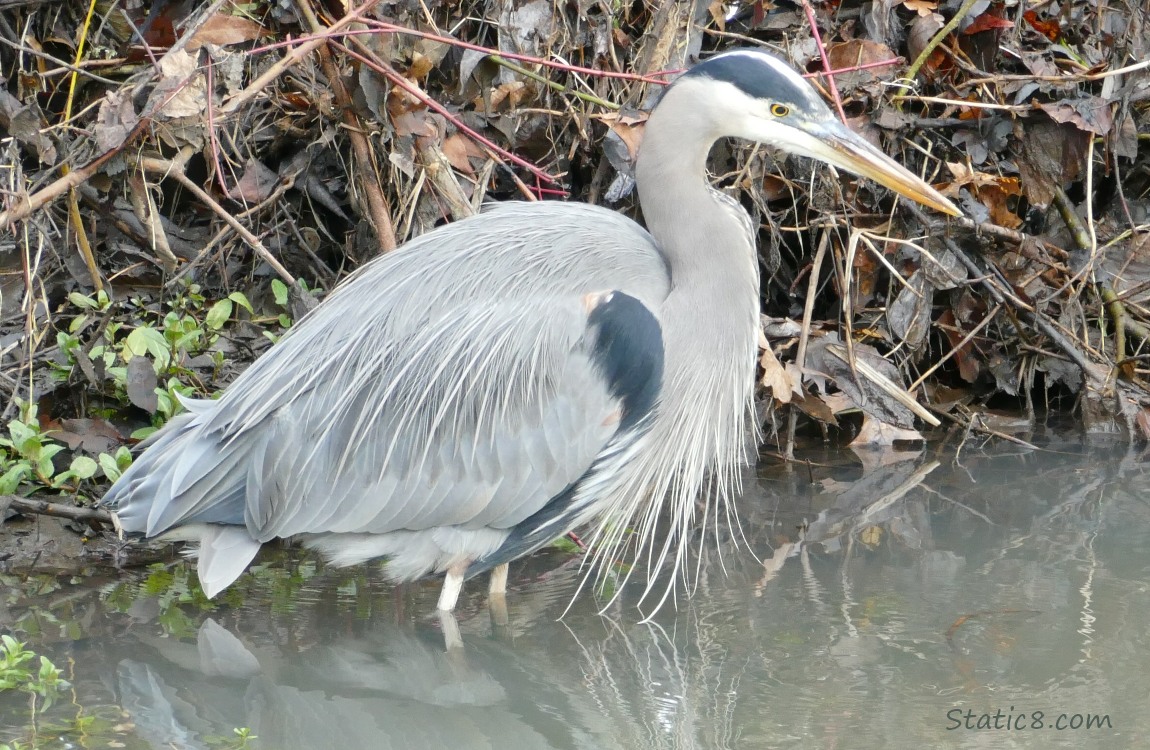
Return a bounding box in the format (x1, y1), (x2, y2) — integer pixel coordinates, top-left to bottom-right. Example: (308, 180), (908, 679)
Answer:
(106, 201), (670, 548)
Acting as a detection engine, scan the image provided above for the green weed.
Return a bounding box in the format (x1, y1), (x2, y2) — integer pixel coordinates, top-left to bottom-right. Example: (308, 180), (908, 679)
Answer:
(0, 635), (69, 708)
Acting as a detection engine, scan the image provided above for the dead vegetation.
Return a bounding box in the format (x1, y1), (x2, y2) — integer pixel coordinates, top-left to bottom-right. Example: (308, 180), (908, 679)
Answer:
(0, 0), (1148, 519)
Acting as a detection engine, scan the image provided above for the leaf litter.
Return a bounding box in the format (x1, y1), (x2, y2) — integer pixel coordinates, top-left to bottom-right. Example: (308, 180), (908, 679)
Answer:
(0, 0), (1147, 562)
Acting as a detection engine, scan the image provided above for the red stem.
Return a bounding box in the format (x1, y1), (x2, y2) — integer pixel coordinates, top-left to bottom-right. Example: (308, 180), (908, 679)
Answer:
(338, 41), (562, 186)
(800, 0), (848, 123)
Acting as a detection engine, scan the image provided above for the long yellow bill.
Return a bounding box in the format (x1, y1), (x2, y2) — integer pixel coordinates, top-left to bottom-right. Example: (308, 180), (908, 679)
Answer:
(806, 119), (962, 217)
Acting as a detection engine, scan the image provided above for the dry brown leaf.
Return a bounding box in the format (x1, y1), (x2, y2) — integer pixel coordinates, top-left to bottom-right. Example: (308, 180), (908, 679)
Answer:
(825, 39), (897, 76)
(126, 355), (159, 413)
(388, 88), (437, 139)
(391, 109), (435, 138)
(1022, 9), (1061, 41)
(1014, 117), (1088, 205)
(228, 159), (279, 203)
(963, 12), (1014, 34)
(407, 52), (435, 81)
(902, 0), (937, 16)
(1037, 98), (1114, 136)
(149, 50), (207, 119)
(95, 90), (139, 151)
(944, 162), (1022, 228)
(187, 13), (268, 49)
(52, 418), (124, 454)
(887, 270), (933, 347)
(758, 174), (790, 201)
(937, 308), (981, 383)
(852, 238), (881, 308)
(944, 161), (999, 188)
(759, 345), (794, 403)
(980, 182), (1023, 228)
(707, 0), (726, 31)
(0, 92), (56, 164)
(1136, 408), (1150, 441)
(792, 391), (838, 424)
(601, 111), (648, 161)
(441, 134), (480, 175)
(907, 14), (945, 74)
(851, 415), (925, 446)
(487, 81), (530, 111)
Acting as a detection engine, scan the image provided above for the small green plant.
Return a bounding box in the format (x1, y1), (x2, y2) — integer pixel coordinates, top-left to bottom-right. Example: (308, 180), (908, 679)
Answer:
(0, 635), (70, 707)
(232, 727), (257, 748)
(0, 400), (133, 494)
(60, 283), (295, 402)
(262, 278), (308, 342)
(205, 726), (257, 749)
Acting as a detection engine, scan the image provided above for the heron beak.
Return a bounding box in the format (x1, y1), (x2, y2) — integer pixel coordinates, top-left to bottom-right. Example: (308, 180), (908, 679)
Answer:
(803, 120), (962, 217)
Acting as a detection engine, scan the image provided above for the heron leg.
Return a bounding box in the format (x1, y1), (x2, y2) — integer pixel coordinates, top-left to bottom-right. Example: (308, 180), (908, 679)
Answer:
(488, 563), (509, 596)
(437, 561), (467, 611)
(488, 563), (510, 628)
(437, 610), (464, 651)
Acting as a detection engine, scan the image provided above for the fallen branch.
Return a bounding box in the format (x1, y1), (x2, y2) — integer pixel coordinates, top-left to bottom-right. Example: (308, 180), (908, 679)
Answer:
(3, 495), (113, 524)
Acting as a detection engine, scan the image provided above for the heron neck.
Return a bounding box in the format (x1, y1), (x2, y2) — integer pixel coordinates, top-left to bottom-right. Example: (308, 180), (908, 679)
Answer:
(634, 90), (757, 289)
(631, 86), (761, 478)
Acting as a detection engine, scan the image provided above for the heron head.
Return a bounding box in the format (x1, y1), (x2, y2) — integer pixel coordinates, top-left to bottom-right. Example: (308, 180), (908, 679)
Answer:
(678, 49), (961, 217)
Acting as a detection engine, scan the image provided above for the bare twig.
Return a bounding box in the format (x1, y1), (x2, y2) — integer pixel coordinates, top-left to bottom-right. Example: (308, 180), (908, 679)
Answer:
(4, 496), (112, 524)
(339, 39), (562, 187)
(799, 0), (847, 123)
(906, 204), (1109, 388)
(139, 150), (297, 286)
(905, 0), (981, 81)
(295, 0), (397, 252)
(219, 0), (382, 116)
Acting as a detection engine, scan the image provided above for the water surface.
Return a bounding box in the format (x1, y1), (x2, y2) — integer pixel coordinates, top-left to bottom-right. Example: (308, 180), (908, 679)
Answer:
(2, 430), (1146, 748)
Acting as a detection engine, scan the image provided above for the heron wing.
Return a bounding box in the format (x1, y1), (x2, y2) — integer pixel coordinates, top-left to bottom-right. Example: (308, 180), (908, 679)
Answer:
(105, 201), (670, 545)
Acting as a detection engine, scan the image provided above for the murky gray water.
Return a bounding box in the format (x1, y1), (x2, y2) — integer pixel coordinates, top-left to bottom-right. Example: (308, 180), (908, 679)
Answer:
(3, 430), (1148, 749)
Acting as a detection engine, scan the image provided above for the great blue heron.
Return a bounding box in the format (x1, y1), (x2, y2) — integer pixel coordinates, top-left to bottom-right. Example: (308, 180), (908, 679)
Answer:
(104, 48), (959, 611)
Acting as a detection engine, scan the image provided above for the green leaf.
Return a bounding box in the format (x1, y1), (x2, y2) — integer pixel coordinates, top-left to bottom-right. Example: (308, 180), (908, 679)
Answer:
(51, 470), (74, 487)
(206, 298), (233, 330)
(8, 420), (37, 454)
(228, 291), (254, 314)
(98, 452), (123, 482)
(106, 365), (128, 387)
(123, 326), (171, 371)
(0, 463), (30, 494)
(68, 292), (99, 310)
(36, 456), (58, 478)
(271, 278), (289, 307)
(68, 455), (99, 480)
(68, 314), (89, 334)
(37, 656), (60, 682)
(39, 443), (66, 462)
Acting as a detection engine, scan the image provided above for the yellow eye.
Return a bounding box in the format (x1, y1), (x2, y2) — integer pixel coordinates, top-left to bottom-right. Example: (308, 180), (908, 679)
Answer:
(770, 103), (790, 117)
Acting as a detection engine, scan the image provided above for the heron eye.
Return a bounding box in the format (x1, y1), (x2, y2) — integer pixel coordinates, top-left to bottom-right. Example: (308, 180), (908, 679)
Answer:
(770, 103), (790, 117)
